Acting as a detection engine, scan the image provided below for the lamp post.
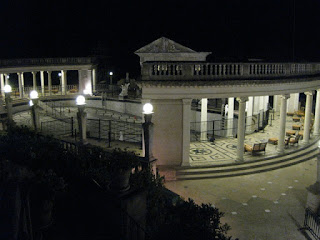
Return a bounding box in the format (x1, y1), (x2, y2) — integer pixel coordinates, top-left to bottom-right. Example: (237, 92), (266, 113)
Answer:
(5, 74), (9, 85)
(58, 72), (62, 94)
(4, 85), (14, 128)
(109, 72), (113, 85)
(142, 103), (156, 171)
(76, 95), (87, 144)
(30, 90), (40, 131)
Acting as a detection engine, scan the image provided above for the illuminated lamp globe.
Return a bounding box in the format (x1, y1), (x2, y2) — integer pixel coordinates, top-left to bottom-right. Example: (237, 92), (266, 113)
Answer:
(109, 72), (113, 76)
(76, 95), (86, 105)
(30, 90), (39, 99)
(29, 100), (34, 107)
(58, 72), (62, 77)
(143, 103), (153, 114)
(4, 85), (12, 93)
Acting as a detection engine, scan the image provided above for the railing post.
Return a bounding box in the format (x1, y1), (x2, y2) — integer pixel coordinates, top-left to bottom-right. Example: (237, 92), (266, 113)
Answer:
(108, 120), (111, 148)
(98, 118), (101, 140)
(71, 117), (74, 136)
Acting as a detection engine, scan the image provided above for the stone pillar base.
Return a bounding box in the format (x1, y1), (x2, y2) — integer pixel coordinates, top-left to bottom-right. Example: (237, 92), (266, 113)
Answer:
(306, 182), (320, 213)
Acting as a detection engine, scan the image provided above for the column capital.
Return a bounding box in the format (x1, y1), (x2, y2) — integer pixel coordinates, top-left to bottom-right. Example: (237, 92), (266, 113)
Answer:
(47, 70), (52, 74)
(182, 99), (192, 105)
(32, 71), (37, 75)
(236, 96), (248, 103)
(304, 91), (315, 96)
(280, 94), (290, 100)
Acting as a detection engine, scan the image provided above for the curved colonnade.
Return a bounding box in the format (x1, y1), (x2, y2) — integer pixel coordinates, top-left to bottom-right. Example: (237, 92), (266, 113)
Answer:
(140, 61), (320, 167)
(0, 58), (97, 98)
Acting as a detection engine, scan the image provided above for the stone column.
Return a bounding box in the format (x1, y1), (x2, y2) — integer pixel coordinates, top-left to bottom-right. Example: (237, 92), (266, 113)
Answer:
(17, 72), (23, 98)
(246, 96), (254, 133)
(47, 71), (52, 96)
(40, 71), (45, 96)
(259, 96), (265, 123)
(236, 97), (248, 161)
(253, 96), (260, 115)
(30, 99), (40, 131)
(303, 91), (314, 145)
(21, 72), (24, 97)
(92, 68), (97, 94)
(5, 91), (14, 127)
(278, 94), (290, 154)
(264, 96), (269, 111)
(4, 74), (9, 85)
(288, 93), (299, 113)
(200, 98), (208, 141)
(273, 95), (280, 112)
(314, 90), (320, 136)
(227, 97), (234, 137)
(32, 71), (37, 90)
(317, 152), (320, 183)
(0, 74), (5, 97)
(77, 105), (87, 144)
(182, 99), (192, 166)
(61, 70), (67, 95)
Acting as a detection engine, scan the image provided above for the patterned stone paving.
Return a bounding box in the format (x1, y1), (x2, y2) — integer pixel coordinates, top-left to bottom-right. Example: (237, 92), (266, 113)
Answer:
(189, 113), (311, 166)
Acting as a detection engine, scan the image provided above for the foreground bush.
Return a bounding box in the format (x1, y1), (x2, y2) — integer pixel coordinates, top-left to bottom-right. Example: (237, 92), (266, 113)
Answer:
(131, 169), (236, 240)
(0, 126), (236, 240)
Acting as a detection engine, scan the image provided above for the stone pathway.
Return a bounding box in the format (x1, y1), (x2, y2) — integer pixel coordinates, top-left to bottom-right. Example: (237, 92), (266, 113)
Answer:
(165, 157), (317, 239)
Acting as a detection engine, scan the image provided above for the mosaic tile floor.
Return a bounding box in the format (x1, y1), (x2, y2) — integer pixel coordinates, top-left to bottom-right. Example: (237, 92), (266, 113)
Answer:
(189, 113), (312, 166)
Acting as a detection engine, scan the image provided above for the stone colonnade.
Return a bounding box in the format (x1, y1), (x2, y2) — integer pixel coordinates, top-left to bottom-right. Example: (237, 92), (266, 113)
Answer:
(177, 91), (319, 165)
(0, 69), (97, 98)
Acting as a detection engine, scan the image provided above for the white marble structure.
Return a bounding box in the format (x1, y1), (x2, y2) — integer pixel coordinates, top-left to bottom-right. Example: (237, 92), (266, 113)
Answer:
(136, 37), (320, 166)
(0, 58), (97, 98)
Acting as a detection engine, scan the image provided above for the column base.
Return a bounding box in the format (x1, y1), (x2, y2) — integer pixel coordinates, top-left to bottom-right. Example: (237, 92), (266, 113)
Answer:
(235, 157), (244, 162)
(181, 161), (190, 167)
(306, 182), (320, 212)
(276, 148), (284, 155)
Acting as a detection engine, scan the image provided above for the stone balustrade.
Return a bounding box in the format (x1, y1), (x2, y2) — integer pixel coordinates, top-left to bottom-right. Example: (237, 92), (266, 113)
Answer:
(0, 57), (95, 67)
(141, 62), (320, 80)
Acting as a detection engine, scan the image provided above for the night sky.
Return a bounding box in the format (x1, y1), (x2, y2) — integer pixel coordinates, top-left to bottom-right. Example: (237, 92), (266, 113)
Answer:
(1, 0), (320, 78)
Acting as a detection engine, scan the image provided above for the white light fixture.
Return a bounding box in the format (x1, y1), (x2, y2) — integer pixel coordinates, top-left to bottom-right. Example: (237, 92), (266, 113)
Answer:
(109, 72), (113, 76)
(143, 103), (153, 114)
(30, 90), (39, 99)
(58, 72), (62, 77)
(4, 85), (12, 93)
(76, 95), (86, 105)
(6, 75), (9, 79)
(29, 100), (34, 107)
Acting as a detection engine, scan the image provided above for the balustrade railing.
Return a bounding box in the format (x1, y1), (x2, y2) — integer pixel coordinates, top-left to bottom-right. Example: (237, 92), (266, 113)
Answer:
(10, 84), (78, 98)
(190, 110), (273, 142)
(141, 62), (320, 80)
(0, 57), (95, 67)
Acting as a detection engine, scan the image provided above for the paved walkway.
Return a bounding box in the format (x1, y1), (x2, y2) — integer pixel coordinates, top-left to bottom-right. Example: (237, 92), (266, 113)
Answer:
(165, 157), (317, 239)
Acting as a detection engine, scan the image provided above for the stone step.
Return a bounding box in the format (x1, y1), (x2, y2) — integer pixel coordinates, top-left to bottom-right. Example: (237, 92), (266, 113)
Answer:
(176, 141), (319, 180)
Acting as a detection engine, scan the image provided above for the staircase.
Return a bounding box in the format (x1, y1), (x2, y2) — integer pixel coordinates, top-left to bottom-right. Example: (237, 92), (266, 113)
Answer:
(176, 140), (319, 180)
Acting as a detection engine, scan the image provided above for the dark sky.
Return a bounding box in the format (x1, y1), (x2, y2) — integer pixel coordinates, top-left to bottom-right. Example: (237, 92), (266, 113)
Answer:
(1, 0), (320, 77)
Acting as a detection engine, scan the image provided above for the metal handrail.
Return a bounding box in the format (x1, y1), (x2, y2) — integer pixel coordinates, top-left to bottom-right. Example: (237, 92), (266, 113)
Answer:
(304, 207), (320, 240)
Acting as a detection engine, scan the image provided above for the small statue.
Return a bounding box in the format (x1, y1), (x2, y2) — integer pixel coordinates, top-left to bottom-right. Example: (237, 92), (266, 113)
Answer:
(119, 83), (130, 97)
(225, 104), (228, 116)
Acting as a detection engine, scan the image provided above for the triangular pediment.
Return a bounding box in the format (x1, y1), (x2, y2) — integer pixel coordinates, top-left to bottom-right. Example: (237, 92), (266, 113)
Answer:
(135, 37), (196, 53)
